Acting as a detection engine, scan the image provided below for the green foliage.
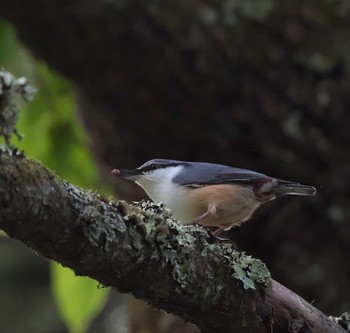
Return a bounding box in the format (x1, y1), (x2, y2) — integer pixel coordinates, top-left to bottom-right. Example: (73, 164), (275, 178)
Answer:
(14, 62), (99, 188)
(51, 264), (109, 333)
(0, 19), (111, 332)
(0, 20), (31, 72)
(0, 21), (98, 188)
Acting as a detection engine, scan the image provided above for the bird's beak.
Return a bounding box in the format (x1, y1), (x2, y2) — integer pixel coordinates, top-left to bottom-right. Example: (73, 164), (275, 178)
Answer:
(111, 168), (142, 180)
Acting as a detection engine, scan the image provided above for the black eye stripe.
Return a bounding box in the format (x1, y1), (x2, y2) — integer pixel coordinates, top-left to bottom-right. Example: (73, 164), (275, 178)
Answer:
(138, 163), (185, 173)
(137, 164), (159, 172)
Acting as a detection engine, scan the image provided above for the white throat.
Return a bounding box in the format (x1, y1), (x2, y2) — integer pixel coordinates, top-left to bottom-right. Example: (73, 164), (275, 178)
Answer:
(135, 165), (192, 221)
(136, 165), (183, 202)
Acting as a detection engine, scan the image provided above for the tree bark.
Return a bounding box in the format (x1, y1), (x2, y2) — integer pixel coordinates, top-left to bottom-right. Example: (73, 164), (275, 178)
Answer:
(0, 149), (345, 333)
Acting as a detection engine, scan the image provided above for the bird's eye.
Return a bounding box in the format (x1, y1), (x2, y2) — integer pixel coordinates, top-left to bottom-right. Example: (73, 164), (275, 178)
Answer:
(138, 163), (158, 172)
(149, 163), (161, 170)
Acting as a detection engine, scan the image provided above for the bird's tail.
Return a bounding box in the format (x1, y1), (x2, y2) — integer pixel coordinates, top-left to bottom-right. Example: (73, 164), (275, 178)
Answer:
(275, 180), (316, 197)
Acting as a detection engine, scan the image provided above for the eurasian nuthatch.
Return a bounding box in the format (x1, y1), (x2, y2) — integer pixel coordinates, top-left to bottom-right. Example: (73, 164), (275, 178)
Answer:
(112, 159), (316, 237)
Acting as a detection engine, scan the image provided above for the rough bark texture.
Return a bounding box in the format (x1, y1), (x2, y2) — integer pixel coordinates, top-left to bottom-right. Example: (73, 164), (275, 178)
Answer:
(0, 149), (346, 333)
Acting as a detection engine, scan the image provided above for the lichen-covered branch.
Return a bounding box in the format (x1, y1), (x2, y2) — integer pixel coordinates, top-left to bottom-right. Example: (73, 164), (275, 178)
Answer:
(0, 70), (36, 147)
(0, 149), (345, 333)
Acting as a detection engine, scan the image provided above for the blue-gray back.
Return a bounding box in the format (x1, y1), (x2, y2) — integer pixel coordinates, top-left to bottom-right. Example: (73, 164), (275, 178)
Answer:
(171, 161), (268, 186)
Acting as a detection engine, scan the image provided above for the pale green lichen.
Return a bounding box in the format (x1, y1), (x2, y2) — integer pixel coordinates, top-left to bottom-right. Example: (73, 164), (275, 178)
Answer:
(202, 243), (271, 290)
(232, 252), (271, 289)
(0, 69), (36, 148)
(122, 200), (205, 288)
(63, 184), (126, 252)
(122, 200), (271, 291)
(329, 312), (350, 332)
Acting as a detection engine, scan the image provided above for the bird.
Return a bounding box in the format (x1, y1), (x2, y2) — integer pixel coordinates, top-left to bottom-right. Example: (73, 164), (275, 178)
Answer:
(112, 159), (316, 237)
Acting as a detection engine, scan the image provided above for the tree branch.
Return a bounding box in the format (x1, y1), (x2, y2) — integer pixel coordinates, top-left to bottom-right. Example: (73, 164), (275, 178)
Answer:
(0, 149), (345, 333)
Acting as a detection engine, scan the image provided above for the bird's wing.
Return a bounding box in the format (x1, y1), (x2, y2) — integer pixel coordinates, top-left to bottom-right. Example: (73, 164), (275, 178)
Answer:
(173, 162), (268, 187)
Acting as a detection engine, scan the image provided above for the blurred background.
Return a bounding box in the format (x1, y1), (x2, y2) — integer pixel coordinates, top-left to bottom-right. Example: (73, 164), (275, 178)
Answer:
(1, 1), (350, 332)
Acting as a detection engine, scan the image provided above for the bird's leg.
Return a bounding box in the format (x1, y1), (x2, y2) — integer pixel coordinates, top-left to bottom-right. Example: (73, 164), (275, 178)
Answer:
(191, 210), (210, 225)
(191, 205), (235, 243)
(212, 227), (225, 237)
(191, 204), (216, 225)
